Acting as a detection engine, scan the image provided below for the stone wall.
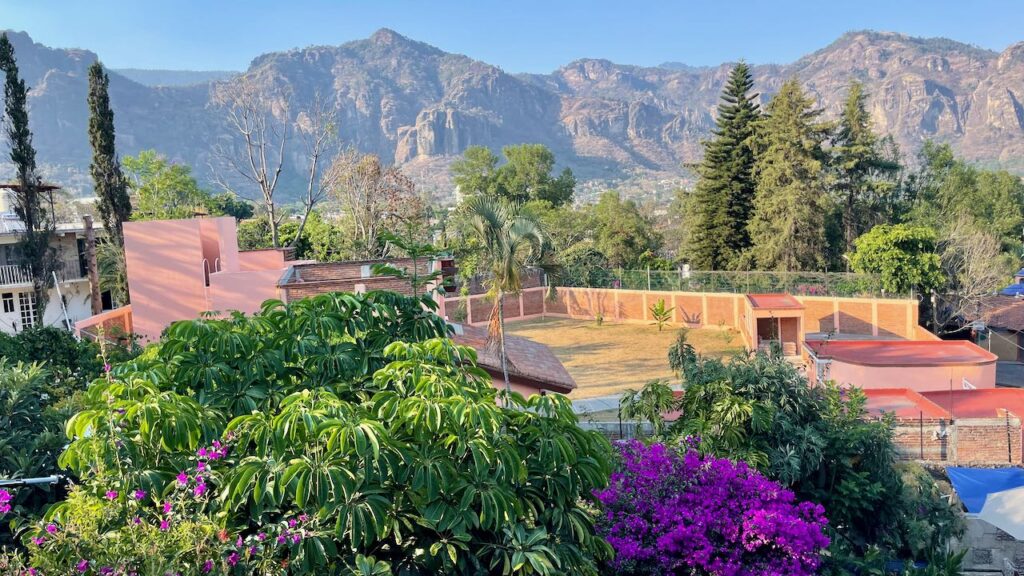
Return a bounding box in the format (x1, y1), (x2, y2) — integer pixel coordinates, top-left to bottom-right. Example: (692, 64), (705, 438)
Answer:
(958, 518), (1024, 574)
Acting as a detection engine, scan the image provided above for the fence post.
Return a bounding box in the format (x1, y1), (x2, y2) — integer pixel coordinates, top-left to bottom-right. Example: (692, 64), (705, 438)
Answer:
(647, 266), (651, 291)
(920, 411), (924, 460)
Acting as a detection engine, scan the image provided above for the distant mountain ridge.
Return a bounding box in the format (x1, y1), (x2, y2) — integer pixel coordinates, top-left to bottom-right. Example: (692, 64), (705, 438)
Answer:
(1, 28), (1023, 202)
(112, 68), (238, 87)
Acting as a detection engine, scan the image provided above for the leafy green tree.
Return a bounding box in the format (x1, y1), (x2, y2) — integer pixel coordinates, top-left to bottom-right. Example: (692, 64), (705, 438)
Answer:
(87, 61), (132, 246)
(686, 62), (760, 270)
(123, 150), (209, 220)
(204, 192), (254, 220)
(831, 81), (901, 255)
(748, 79), (832, 271)
(906, 141), (1024, 254)
(36, 292), (611, 574)
(618, 380), (675, 437)
(591, 191), (661, 269)
(463, 197), (549, 396)
(451, 145), (575, 207)
(665, 349), (963, 569)
(0, 33), (56, 324)
(848, 224), (944, 295)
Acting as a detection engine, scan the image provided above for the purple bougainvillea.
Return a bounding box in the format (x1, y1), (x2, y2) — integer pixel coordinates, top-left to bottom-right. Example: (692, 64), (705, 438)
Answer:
(594, 440), (830, 576)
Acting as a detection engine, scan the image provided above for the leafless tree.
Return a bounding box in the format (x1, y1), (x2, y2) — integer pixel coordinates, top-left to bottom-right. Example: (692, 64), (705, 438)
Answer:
(934, 215), (1007, 332)
(326, 149), (425, 258)
(290, 92), (338, 248)
(211, 77), (290, 247)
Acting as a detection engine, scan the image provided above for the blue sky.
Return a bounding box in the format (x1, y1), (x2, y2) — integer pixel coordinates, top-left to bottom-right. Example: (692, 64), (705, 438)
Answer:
(4, 0), (1023, 72)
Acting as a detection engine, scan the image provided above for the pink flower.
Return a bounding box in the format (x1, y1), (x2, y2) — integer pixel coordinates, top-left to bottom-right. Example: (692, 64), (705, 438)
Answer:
(0, 488), (11, 514)
(196, 461), (206, 472)
(257, 532), (266, 541)
(45, 523), (58, 534)
(99, 567), (114, 576)
(235, 536), (243, 547)
(291, 533), (301, 544)
(176, 472), (188, 485)
(133, 489), (146, 500)
(28, 569), (39, 576)
(202, 560), (213, 573)
(162, 501), (172, 514)
(30, 536), (45, 546)
(105, 490), (118, 500)
(159, 519), (170, 531)
(298, 513), (308, 522)
(76, 559), (89, 573)
(248, 546), (258, 557)
(227, 552), (239, 566)
(103, 362), (111, 373)
(288, 518), (297, 528)
(193, 483), (207, 497)
(276, 534), (287, 544)
(197, 447), (208, 458)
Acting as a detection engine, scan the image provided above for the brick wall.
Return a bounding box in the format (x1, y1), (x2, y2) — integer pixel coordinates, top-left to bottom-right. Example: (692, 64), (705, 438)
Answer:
(890, 416), (1022, 464)
(282, 258), (431, 301)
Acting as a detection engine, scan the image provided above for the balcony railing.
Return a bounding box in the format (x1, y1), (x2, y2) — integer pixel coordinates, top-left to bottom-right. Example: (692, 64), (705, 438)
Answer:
(0, 264), (31, 286)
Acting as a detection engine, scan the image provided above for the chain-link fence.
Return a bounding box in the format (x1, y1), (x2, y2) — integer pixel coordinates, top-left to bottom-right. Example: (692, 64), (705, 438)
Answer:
(556, 267), (911, 299)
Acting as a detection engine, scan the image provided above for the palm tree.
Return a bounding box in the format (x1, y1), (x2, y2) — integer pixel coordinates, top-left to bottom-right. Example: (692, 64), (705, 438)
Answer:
(463, 196), (548, 400)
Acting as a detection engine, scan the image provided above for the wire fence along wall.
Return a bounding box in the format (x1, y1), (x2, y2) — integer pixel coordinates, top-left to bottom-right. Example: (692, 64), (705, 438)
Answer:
(557, 267), (911, 300)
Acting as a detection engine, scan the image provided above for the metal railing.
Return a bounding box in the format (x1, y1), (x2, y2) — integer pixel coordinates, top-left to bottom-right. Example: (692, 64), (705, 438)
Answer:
(556, 267), (911, 300)
(0, 252), (86, 287)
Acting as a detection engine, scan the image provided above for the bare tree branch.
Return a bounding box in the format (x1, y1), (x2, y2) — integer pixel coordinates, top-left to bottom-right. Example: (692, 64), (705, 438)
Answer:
(934, 215), (1007, 332)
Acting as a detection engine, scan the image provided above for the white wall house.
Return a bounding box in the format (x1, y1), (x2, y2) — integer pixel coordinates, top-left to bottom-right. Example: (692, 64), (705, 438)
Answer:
(0, 190), (98, 334)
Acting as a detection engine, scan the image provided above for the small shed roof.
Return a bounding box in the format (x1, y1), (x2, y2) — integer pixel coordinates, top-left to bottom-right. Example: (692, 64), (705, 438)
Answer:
(805, 339), (997, 367)
(746, 293), (804, 310)
(450, 324), (576, 394)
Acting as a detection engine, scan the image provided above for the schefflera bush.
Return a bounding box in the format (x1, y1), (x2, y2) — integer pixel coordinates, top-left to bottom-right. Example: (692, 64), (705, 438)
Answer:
(594, 440), (830, 576)
(21, 292), (612, 575)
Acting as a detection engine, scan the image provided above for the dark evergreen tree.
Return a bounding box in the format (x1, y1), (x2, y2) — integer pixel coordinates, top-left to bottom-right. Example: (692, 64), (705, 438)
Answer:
(831, 81), (900, 256)
(88, 61), (132, 246)
(0, 33), (56, 324)
(748, 79), (832, 272)
(686, 62), (760, 270)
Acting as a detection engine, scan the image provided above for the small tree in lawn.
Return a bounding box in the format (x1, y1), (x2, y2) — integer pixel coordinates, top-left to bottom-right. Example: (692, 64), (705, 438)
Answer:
(649, 298), (674, 331)
(463, 196), (549, 400)
(619, 380), (676, 437)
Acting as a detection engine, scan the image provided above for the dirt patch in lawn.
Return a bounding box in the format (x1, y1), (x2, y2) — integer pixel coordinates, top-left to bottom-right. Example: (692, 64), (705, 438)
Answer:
(507, 318), (744, 399)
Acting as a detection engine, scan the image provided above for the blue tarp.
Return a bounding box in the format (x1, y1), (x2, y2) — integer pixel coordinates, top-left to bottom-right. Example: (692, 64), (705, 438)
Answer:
(947, 467), (1024, 513)
(1000, 284), (1024, 296)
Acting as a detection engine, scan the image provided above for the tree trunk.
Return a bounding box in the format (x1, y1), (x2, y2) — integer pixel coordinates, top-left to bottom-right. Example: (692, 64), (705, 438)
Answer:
(84, 215), (102, 314)
(498, 292), (512, 404)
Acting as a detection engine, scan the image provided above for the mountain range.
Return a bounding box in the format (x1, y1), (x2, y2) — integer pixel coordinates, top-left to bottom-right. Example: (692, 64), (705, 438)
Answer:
(1, 28), (1023, 203)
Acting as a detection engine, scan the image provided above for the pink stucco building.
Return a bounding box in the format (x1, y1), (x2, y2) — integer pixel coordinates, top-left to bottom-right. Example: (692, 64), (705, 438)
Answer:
(805, 339), (998, 392)
(121, 217), (298, 343)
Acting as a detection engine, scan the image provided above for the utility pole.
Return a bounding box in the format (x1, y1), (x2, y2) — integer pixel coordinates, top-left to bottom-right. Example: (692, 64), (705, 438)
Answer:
(84, 215), (102, 314)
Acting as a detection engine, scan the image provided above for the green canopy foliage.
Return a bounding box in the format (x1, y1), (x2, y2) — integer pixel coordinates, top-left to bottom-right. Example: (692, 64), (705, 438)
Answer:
(848, 224), (944, 295)
(451, 144), (575, 207)
(35, 292), (611, 574)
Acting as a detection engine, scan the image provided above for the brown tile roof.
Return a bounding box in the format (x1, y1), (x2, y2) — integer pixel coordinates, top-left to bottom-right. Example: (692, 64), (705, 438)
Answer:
(450, 324), (576, 393)
(980, 296), (1024, 331)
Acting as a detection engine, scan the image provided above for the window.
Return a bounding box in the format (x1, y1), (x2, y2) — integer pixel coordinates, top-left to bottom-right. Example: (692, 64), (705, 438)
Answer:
(1, 292), (12, 313)
(18, 291), (35, 329)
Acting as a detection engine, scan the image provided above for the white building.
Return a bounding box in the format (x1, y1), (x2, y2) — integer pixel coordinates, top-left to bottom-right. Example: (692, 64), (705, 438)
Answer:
(0, 186), (98, 334)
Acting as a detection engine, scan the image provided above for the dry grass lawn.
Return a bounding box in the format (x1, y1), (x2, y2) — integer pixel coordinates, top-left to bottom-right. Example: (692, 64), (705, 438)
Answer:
(507, 318), (744, 399)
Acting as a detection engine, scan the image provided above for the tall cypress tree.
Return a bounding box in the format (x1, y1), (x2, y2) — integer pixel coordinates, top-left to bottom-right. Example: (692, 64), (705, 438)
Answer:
(748, 79), (832, 272)
(1, 33), (55, 324)
(88, 61), (131, 246)
(832, 81), (900, 256)
(686, 62), (760, 270)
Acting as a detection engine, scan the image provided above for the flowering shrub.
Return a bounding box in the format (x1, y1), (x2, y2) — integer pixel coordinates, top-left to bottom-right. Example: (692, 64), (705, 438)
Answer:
(594, 440), (830, 576)
(19, 292), (611, 575)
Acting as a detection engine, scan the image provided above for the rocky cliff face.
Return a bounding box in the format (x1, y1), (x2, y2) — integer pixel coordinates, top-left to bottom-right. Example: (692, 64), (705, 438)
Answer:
(1, 28), (1022, 200)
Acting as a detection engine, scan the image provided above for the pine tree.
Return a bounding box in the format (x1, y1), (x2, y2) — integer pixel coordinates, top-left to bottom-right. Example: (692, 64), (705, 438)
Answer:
(686, 62), (760, 270)
(832, 81), (900, 256)
(0, 33), (56, 324)
(748, 79), (832, 272)
(88, 61), (132, 246)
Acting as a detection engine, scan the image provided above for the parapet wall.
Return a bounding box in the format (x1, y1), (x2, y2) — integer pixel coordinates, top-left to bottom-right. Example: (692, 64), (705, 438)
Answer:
(442, 286), (921, 340)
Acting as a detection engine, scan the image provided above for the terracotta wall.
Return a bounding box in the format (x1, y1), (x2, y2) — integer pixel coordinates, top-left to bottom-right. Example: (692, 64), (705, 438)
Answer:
(209, 269), (283, 314)
(75, 305), (133, 340)
(891, 417), (1022, 464)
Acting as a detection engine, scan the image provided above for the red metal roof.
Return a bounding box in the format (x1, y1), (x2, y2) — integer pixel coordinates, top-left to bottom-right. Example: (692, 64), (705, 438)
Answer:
(746, 293), (804, 310)
(921, 389), (1024, 419)
(861, 388), (948, 418)
(804, 339), (997, 367)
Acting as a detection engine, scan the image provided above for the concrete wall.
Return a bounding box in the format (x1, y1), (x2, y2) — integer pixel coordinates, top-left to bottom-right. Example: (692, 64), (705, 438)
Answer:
(958, 518), (1024, 573)
(823, 361), (997, 392)
(443, 287), (921, 340)
(124, 219), (208, 343)
(990, 329), (1021, 362)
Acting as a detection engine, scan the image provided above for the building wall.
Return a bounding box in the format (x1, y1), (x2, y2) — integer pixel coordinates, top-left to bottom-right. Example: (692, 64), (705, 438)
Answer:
(449, 287), (921, 340)
(822, 360), (996, 392)
(209, 269), (283, 314)
(890, 417), (1021, 464)
(990, 329), (1021, 362)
